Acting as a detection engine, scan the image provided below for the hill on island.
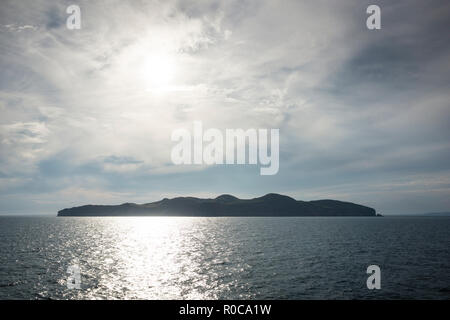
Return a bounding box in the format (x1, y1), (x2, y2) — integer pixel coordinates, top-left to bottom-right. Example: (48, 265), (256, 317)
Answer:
(57, 193), (377, 217)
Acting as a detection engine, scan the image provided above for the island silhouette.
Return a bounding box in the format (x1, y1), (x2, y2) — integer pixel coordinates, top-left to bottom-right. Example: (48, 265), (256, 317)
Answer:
(57, 193), (377, 217)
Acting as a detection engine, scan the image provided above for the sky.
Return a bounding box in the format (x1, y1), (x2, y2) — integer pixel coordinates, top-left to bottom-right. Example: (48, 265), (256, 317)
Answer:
(0, 0), (449, 215)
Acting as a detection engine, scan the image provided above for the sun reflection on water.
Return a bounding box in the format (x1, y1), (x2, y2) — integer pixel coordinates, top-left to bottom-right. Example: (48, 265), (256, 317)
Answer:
(79, 217), (237, 299)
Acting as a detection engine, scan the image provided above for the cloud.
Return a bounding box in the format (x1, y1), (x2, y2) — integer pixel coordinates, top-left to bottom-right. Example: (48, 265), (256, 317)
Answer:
(1, 24), (39, 32)
(0, 0), (449, 214)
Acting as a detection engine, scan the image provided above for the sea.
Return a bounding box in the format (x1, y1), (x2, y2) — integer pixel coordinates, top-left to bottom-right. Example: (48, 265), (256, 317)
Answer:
(0, 216), (449, 299)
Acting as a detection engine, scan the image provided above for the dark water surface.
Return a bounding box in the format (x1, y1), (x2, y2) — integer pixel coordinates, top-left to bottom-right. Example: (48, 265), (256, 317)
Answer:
(0, 216), (449, 299)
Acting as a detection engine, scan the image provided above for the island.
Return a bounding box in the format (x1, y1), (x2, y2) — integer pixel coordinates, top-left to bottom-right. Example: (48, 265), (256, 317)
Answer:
(57, 193), (377, 217)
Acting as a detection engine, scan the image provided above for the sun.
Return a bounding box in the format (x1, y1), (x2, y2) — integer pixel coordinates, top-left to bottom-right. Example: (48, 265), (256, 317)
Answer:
(140, 54), (176, 91)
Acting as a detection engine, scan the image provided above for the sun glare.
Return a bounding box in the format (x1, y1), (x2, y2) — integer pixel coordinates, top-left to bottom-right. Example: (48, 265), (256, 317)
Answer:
(140, 54), (176, 91)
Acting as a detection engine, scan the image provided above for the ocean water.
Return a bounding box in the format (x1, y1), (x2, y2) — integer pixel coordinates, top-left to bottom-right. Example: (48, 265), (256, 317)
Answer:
(0, 216), (449, 300)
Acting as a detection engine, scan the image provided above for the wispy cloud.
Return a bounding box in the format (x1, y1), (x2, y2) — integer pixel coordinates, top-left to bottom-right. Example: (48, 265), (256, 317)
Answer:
(0, 0), (449, 214)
